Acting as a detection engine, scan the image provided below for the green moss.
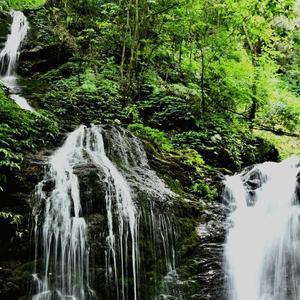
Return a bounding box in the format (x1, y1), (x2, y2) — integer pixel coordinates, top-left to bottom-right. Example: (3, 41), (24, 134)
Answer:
(0, 0), (46, 11)
(164, 177), (186, 196)
(129, 123), (219, 201)
(177, 148), (204, 169)
(254, 130), (300, 159)
(0, 85), (59, 191)
(128, 123), (173, 152)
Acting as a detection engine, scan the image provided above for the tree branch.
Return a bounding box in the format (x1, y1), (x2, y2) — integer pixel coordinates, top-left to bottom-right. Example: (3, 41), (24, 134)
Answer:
(254, 125), (300, 137)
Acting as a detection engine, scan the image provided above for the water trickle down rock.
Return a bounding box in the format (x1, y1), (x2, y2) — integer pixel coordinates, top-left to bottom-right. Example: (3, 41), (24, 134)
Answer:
(32, 125), (183, 300)
(0, 11), (34, 111)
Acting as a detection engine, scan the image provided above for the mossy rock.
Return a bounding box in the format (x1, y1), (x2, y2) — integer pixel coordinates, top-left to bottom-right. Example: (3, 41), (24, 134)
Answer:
(0, 11), (10, 45)
(0, 261), (34, 300)
(18, 9), (72, 77)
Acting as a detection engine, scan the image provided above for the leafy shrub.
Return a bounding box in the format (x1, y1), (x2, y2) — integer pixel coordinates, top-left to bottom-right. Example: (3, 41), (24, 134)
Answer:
(0, 86), (59, 191)
(0, 0), (45, 11)
(0, 212), (22, 227)
(171, 115), (259, 171)
(128, 123), (173, 152)
(140, 94), (196, 130)
(140, 75), (199, 130)
(36, 61), (124, 125)
(259, 101), (300, 132)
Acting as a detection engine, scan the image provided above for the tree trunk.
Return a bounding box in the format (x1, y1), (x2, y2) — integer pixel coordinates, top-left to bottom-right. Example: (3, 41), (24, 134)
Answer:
(200, 48), (205, 113)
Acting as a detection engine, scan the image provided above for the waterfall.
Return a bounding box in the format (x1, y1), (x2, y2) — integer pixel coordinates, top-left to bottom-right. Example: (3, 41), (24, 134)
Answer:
(32, 126), (93, 300)
(0, 11), (34, 111)
(103, 126), (181, 299)
(85, 125), (139, 300)
(32, 125), (180, 300)
(224, 156), (300, 300)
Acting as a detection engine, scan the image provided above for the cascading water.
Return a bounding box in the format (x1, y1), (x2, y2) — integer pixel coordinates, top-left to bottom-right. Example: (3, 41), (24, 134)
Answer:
(224, 156), (300, 300)
(85, 125), (139, 300)
(103, 126), (181, 299)
(32, 126), (94, 300)
(32, 125), (180, 300)
(0, 11), (34, 111)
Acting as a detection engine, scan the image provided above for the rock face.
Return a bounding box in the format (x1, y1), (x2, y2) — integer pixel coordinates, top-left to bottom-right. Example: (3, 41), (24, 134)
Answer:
(0, 126), (290, 300)
(0, 12), (10, 45)
(0, 125), (229, 300)
(0, 153), (46, 300)
(19, 43), (72, 76)
(26, 125), (227, 300)
(177, 201), (229, 300)
(17, 9), (72, 77)
(29, 126), (183, 299)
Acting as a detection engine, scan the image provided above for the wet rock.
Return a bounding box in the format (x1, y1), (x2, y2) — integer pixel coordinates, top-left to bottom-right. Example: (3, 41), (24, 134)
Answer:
(0, 12), (10, 46)
(76, 164), (108, 215)
(0, 152), (46, 300)
(19, 43), (72, 76)
(238, 166), (270, 206)
(177, 200), (228, 300)
(0, 126), (230, 299)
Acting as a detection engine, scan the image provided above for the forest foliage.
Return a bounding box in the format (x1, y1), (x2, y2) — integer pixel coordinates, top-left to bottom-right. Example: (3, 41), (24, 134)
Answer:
(0, 0), (45, 10)
(0, 0), (299, 191)
(0, 86), (59, 190)
(35, 0), (299, 134)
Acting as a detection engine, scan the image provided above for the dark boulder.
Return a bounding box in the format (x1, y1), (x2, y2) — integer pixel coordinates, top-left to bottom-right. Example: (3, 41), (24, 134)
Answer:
(19, 43), (72, 76)
(0, 12), (10, 46)
(178, 201), (228, 300)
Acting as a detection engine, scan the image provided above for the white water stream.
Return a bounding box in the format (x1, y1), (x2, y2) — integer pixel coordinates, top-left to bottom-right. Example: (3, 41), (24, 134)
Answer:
(32, 125), (179, 300)
(224, 156), (300, 300)
(0, 11), (34, 111)
(32, 124), (138, 299)
(85, 125), (139, 300)
(32, 126), (94, 300)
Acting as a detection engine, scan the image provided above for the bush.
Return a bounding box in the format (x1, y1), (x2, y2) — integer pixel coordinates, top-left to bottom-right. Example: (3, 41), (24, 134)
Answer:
(0, 0), (45, 11)
(128, 123), (173, 152)
(171, 115), (263, 171)
(139, 75), (199, 130)
(35, 60), (124, 126)
(0, 86), (59, 190)
(258, 96), (300, 133)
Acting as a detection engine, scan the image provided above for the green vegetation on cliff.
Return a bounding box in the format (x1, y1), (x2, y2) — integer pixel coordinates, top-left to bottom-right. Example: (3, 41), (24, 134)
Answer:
(0, 85), (59, 190)
(0, 0), (298, 189)
(0, 0), (299, 191)
(0, 0), (45, 10)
